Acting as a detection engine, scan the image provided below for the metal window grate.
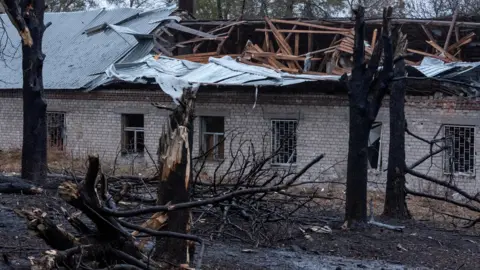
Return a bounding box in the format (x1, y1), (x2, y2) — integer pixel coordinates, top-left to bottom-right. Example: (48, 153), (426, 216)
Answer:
(444, 125), (475, 175)
(271, 120), (297, 165)
(47, 112), (65, 151)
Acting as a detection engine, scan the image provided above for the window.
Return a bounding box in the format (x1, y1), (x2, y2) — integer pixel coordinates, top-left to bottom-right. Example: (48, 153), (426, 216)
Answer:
(47, 112), (66, 151)
(367, 122), (382, 170)
(122, 114), (145, 154)
(200, 116), (225, 160)
(444, 125), (475, 175)
(271, 120), (297, 165)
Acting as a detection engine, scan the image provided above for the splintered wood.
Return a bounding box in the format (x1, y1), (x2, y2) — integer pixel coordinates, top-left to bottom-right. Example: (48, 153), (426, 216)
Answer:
(153, 15), (479, 76)
(166, 17), (400, 75)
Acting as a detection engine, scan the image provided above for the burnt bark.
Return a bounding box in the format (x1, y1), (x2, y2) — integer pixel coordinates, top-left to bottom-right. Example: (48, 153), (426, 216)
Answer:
(0, 175), (43, 194)
(383, 58), (411, 219)
(2, 0), (48, 182)
(21, 2), (48, 182)
(345, 109), (371, 223)
(343, 6), (393, 227)
(216, 0), (222, 19)
(154, 90), (196, 267)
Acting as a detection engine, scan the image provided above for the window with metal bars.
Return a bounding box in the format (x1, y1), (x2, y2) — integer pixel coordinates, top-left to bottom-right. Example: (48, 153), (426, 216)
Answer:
(47, 112), (66, 151)
(200, 116), (225, 160)
(443, 125), (475, 175)
(271, 120), (297, 165)
(122, 114), (145, 155)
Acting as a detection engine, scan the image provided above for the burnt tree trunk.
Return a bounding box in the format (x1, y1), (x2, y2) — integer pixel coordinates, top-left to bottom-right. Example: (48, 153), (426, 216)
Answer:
(345, 108), (371, 223)
(2, 0), (48, 182)
(216, 0), (222, 19)
(383, 58), (411, 219)
(154, 90), (196, 267)
(21, 1), (48, 182)
(344, 6), (393, 227)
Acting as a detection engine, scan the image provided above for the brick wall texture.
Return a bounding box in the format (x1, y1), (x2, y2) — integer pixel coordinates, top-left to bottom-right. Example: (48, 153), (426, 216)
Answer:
(0, 89), (479, 195)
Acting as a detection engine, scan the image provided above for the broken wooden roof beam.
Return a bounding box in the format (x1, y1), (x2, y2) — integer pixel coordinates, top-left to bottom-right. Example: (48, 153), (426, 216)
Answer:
(164, 21), (218, 38)
(256, 29), (350, 35)
(264, 17), (302, 70)
(269, 18), (351, 32)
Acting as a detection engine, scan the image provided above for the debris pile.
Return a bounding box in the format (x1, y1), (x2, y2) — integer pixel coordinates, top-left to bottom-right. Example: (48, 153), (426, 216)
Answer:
(149, 15), (480, 76)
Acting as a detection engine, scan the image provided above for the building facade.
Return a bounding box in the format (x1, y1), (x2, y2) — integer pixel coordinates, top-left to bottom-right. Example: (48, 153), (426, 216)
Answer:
(0, 88), (478, 195)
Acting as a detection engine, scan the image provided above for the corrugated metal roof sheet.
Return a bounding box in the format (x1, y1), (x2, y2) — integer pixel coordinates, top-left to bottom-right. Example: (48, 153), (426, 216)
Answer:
(0, 6), (176, 90)
(89, 55), (341, 102)
(406, 57), (480, 82)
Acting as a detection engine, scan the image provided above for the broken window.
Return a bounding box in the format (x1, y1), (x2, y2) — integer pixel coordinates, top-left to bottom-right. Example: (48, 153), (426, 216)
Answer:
(200, 116), (225, 160)
(444, 125), (475, 175)
(47, 112), (66, 151)
(122, 114), (145, 154)
(271, 120), (297, 165)
(367, 122), (382, 170)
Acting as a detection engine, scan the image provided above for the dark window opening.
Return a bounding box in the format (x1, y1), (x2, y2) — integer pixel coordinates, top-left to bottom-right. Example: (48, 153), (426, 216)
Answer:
(367, 122), (382, 170)
(271, 120), (297, 165)
(444, 125), (475, 175)
(122, 114), (145, 154)
(47, 112), (66, 151)
(200, 116), (225, 160)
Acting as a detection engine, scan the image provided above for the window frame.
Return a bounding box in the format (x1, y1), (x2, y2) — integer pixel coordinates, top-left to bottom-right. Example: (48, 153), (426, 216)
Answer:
(199, 116), (225, 161)
(46, 111), (66, 151)
(443, 124), (476, 176)
(271, 119), (298, 166)
(121, 114), (145, 155)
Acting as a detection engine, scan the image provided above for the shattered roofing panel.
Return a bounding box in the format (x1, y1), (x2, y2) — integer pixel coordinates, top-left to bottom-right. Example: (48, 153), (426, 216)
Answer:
(183, 63), (246, 83)
(92, 55), (342, 102)
(0, 6), (176, 90)
(410, 65), (456, 77)
(407, 57), (480, 82)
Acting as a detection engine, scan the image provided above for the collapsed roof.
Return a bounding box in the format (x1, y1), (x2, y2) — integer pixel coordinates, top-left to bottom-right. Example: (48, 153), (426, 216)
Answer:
(1, 6), (480, 97)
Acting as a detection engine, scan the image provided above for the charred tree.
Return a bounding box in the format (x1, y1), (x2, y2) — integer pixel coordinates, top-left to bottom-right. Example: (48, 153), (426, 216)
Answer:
(0, 175), (43, 194)
(2, 0), (48, 182)
(343, 6), (393, 227)
(154, 89), (196, 267)
(216, 0), (222, 19)
(383, 58), (411, 219)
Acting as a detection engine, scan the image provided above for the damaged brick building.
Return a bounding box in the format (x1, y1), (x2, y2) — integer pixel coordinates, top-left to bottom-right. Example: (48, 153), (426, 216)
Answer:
(1, 4), (480, 195)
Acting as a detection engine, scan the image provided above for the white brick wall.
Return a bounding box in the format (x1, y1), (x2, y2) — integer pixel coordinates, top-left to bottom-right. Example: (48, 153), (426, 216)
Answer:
(0, 94), (479, 194)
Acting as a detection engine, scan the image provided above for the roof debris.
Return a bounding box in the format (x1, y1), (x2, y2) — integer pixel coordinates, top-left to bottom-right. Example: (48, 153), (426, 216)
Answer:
(156, 15), (479, 79)
(90, 54), (341, 101)
(1, 5), (479, 97)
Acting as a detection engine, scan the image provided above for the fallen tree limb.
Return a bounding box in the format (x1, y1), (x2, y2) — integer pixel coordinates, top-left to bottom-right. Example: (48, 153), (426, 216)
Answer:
(0, 175), (43, 194)
(405, 188), (480, 213)
(102, 154), (325, 217)
(15, 209), (79, 250)
(118, 219), (205, 270)
(408, 146), (448, 170)
(406, 168), (480, 204)
(463, 217), (480, 228)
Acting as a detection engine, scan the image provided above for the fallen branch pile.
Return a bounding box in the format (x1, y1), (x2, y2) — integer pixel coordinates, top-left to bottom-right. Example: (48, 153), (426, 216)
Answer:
(187, 133), (335, 245)
(13, 150), (325, 270)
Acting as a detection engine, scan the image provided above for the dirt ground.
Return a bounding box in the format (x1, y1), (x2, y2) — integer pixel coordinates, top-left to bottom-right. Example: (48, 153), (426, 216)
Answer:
(1, 151), (479, 269)
(0, 188), (479, 270)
